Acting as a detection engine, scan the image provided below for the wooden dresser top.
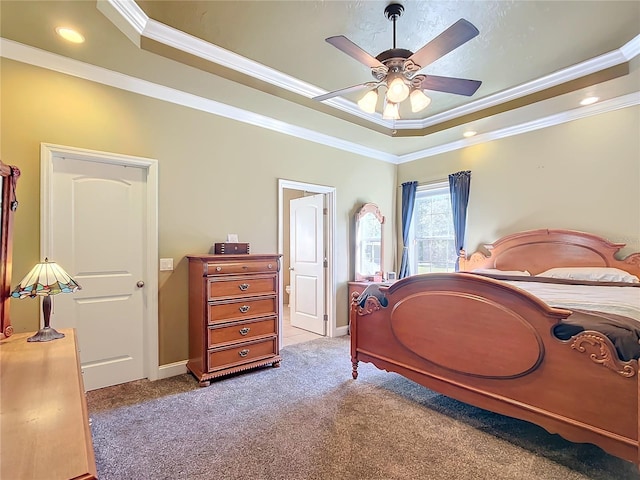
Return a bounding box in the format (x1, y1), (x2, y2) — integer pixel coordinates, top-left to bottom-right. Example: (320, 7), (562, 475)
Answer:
(187, 253), (282, 260)
(1, 329), (97, 480)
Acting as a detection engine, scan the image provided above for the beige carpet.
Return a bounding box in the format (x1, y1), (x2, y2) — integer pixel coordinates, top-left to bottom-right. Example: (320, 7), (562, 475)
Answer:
(87, 336), (638, 480)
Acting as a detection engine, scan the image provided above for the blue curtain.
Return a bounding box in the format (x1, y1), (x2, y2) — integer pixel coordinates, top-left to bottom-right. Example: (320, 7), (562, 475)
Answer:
(448, 171), (471, 271)
(399, 181), (418, 279)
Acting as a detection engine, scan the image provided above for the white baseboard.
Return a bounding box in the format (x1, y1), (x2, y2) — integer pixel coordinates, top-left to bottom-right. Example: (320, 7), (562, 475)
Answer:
(157, 360), (188, 379)
(334, 325), (349, 337)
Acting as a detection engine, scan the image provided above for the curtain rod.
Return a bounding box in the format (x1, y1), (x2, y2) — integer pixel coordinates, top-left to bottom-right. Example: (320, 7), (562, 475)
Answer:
(397, 179), (448, 188)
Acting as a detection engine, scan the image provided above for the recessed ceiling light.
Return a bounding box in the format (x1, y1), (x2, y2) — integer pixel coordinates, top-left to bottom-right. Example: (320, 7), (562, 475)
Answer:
(463, 131), (477, 138)
(580, 96), (599, 106)
(55, 27), (85, 44)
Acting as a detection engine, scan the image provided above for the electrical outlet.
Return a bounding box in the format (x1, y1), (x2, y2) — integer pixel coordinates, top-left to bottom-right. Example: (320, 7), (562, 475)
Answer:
(159, 258), (174, 271)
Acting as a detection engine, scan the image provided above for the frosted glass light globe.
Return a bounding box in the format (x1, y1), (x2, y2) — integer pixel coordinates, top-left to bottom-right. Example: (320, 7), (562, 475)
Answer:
(386, 76), (409, 104)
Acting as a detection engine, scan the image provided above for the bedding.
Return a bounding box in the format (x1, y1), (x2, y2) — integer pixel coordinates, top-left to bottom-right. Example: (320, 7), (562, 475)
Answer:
(537, 266), (639, 283)
(356, 283), (389, 307)
(472, 272), (640, 361)
(472, 268), (531, 276)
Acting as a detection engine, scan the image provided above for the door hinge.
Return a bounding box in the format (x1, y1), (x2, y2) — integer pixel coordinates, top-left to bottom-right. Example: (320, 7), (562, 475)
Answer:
(323, 258), (328, 268)
(323, 207), (328, 215)
(324, 314), (328, 322)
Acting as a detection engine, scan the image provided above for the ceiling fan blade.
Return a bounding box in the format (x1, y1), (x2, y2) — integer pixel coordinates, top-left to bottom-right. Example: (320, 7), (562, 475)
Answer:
(326, 36), (385, 69)
(419, 75), (482, 96)
(408, 19), (479, 69)
(313, 83), (373, 102)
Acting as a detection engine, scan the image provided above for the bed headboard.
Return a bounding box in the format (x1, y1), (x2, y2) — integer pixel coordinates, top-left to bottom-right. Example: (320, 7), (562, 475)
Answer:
(459, 229), (640, 277)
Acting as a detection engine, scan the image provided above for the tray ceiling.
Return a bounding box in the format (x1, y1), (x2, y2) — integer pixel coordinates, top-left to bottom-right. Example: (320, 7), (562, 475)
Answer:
(1, 0), (639, 162)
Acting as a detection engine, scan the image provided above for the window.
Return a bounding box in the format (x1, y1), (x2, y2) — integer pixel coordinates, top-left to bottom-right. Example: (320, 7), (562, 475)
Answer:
(409, 182), (457, 274)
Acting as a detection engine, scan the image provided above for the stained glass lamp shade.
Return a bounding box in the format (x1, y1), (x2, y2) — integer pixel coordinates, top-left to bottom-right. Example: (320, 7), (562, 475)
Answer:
(11, 258), (81, 342)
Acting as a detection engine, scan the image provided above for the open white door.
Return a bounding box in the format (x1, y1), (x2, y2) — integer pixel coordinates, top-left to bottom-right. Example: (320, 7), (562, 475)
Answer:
(289, 194), (325, 335)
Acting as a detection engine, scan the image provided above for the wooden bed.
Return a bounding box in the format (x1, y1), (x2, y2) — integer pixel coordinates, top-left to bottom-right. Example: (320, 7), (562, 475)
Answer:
(350, 229), (640, 465)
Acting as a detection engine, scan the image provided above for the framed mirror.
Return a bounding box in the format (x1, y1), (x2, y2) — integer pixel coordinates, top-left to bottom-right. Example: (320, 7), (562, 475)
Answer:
(1, 160), (20, 338)
(354, 203), (384, 281)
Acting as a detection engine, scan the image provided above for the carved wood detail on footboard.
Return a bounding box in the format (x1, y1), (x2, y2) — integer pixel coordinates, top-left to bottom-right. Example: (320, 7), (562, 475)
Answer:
(351, 292), (384, 316)
(570, 331), (637, 378)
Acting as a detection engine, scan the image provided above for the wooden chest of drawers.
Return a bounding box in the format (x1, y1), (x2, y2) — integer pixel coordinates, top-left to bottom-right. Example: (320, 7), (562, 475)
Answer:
(187, 254), (282, 386)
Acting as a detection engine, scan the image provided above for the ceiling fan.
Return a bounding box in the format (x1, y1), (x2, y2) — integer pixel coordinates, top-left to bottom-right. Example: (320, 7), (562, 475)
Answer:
(313, 3), (482, 119)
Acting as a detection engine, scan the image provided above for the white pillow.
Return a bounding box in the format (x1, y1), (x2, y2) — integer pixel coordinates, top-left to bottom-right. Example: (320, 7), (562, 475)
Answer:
(537, 267), (639, 283)
(472, 268), (531, 276)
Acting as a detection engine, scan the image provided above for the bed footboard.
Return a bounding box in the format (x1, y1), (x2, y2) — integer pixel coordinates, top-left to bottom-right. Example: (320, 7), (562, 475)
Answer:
(350, 273), (639, 465)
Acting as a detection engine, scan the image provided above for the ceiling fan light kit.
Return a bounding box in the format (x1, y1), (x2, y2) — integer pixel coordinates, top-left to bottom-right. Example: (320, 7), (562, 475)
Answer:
(386, 74), (410, 103)
(410, 89), (432, 112)
(314, 3), (482, 120)
(357, 89), (379, 113)
(382, 101), (400, 120)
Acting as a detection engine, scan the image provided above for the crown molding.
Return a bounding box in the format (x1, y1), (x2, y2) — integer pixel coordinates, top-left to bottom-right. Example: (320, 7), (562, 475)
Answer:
(621, 34), (640, 60)
(0, 39), (396, 163)
(101, 1), (639, 132)
(397, 91), (640, 164)
(104, 0), (147, 33)
(1, 38), (638, 166)
(402, 38), (638, 131)
(141, 18), (390, 128)
(96, 0), (147, 46)
(101, 0), (387, 127)
(142, 17), (387, 130)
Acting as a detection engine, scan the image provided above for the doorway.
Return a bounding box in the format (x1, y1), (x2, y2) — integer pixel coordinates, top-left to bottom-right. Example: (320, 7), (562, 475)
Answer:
(289, 193), (325, 335)
(278, 179), (336, 348)
(41, 143), (159, 391)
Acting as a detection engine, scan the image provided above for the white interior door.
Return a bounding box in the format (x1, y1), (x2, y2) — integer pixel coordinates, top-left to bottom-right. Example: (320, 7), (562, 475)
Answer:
(46, 154), (149, 391)
(289, 194), (325, 335)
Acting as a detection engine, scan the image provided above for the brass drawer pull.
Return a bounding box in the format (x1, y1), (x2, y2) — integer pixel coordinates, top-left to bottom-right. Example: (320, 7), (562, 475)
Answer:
(216, 266), (222, 272)
(239, 305), (250, 313)
(268, 263), (273, 269)
(239, 327), (250, 336)
(238, 283), (250, 291)
(239, 349), (249, 357)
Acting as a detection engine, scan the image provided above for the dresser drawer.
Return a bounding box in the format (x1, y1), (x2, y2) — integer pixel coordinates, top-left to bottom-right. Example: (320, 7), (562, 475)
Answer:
(205, 260), (278, 276)
(207, 338), (277, 372)
(208, 296), (276, 325)
(208, 317), (276, 347)
(208, 275), (277, 300)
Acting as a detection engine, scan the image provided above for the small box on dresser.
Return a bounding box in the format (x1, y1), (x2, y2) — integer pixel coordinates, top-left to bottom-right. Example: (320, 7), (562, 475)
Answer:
(187, 253), (282, 386)
(213, 242), (251, 254)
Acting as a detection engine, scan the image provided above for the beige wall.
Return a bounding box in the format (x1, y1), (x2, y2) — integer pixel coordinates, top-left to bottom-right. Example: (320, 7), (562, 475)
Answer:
(4, 58), (638, 366)
(397, 105), (640, 260)
(1, 59), (396, 364)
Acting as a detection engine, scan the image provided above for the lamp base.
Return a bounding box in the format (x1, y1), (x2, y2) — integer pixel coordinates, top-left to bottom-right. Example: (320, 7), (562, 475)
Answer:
(27, 327), (65, 342)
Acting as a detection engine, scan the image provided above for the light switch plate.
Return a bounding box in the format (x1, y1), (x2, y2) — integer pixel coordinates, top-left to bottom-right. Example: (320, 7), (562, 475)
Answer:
(159, 258), (174, 271)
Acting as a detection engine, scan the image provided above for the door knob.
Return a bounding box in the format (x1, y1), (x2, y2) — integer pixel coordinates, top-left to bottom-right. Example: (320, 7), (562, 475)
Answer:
(136, 281), (145, 288)
(289, 267), (294, 271)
